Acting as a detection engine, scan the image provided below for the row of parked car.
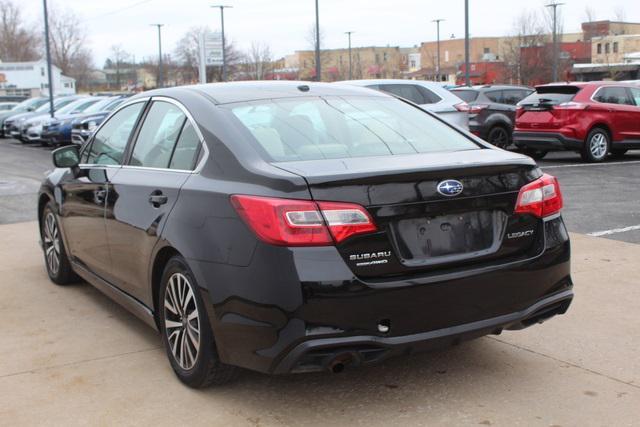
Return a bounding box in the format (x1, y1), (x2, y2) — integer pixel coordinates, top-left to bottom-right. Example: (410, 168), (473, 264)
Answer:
(0, 94), (131, 147)
(347, 79), (640, 163)
(3, 80), (639, 163)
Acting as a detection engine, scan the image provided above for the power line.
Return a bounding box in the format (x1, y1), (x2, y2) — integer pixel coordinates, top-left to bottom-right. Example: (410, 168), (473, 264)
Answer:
(83, 0), (156, 22)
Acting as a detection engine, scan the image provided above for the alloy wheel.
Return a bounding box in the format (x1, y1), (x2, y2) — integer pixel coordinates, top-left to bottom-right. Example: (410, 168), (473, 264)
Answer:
(589, 133), (608, 159)
(164, 272), (201, 370)
(43, 212), (60, 276)
(488, 127), (509, 148)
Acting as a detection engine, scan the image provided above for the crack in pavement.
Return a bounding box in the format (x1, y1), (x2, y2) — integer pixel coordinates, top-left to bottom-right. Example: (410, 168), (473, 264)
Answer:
(488, 336), (639, 390)
(0, 346), (162, 380)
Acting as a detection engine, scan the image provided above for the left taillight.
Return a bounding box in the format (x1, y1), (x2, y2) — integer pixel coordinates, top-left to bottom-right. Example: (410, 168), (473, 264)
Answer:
(514, 173), (563, 218)
(230, 195), (377, 246)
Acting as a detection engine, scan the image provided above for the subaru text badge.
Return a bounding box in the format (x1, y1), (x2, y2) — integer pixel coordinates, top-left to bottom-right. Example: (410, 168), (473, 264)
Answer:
(437, 179), (464, 197)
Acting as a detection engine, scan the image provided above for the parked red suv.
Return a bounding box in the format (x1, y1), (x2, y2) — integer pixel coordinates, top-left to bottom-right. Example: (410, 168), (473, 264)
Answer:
(513, 82), (640, 162)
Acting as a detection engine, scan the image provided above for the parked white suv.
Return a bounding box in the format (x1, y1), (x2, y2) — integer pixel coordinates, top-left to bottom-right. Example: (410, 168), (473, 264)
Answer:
(340, 79), (469, 129)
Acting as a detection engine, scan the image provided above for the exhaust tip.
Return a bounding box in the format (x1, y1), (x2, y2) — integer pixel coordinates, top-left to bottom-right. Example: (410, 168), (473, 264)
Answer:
(331, 362), (345, 374)
(328, 353), (353, 373)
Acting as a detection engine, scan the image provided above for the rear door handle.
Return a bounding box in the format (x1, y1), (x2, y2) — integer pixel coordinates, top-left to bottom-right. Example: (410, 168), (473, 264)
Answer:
(149, 191), (168, 207)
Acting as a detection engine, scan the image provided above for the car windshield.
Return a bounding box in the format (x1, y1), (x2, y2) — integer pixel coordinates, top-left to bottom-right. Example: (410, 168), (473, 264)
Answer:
(103, 98), (127, 112)
(35, 97), (76, 113)
(226, 96), (480, 162)
(451, 90), (479, 102)
(519, 86), (582, 106)
(13, 98), (48, 113)
(56, 98), (102, 115)
(80, 98), (115, 114)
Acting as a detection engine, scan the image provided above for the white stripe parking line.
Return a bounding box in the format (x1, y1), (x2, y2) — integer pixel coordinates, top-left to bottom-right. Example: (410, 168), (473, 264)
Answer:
(541, 160), (640, 169)
(588, 225), (640, 237)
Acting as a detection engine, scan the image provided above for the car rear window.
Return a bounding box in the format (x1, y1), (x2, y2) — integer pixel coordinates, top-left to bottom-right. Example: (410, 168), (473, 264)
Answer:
(225, 96), (480, 162)
(519, 85), (582, 105)
(450, 90), (478, 102)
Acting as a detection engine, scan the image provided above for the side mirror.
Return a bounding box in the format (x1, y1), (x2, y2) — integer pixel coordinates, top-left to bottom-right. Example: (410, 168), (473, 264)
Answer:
(52, 145), (80, 169)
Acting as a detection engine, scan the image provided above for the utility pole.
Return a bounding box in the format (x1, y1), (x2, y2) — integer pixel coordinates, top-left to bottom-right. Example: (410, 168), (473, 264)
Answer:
(464, 0), (470, 86)
(345, 31), (354, 80)
(42, 0), (54, 118)
(432, 19), (444, 82)
(151, 24), (164, 88)
(546, 2), (564, 82)
(315, 0), (321, 82)
(211, 5), (233, 82)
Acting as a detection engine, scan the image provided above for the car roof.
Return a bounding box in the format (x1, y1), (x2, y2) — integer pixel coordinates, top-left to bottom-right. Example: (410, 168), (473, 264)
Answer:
(343, 79), (448, 88)
(136, 81), (388, 105)
(458, 85), (532, 91)
(534, 81), (635, 89)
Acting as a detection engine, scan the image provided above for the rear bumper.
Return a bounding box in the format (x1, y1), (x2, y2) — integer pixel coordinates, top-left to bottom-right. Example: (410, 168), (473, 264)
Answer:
(188, 215), (573, 375)
(273, 288), (573, 374)
(513, 131), (582, 151)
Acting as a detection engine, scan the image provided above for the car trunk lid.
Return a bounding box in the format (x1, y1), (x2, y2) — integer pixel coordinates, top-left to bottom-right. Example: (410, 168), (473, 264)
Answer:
(274, 149), (543, 279)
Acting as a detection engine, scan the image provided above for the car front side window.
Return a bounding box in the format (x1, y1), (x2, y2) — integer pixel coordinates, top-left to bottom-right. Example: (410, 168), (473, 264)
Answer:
(85, 102), (145, 166)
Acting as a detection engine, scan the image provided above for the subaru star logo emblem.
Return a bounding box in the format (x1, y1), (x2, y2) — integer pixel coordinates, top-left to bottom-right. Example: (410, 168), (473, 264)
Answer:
(437, 179), (464, 197)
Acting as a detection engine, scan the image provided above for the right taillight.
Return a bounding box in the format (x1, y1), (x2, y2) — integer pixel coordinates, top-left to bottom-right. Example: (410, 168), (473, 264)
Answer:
(514, 174), (563, 218)
(455, 102), (488, 114)
(230, 195), (377, 246)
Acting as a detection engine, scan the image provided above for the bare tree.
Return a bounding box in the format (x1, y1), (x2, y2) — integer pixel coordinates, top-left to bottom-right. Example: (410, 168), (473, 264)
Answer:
(242, 42), (273, 80)
(0, 0), (40, 61)
(108, 45), (131, 89)
(305, 22), (329, 80)
(503, 9), (550, 85)
(174, 26), (242, 82)
(46, 5), (93, 90)
(584, 6), (596, 23)
(614, 6), (626, 22)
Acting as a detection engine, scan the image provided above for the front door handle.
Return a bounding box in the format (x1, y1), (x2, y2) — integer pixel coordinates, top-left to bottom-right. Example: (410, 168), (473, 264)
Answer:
(149, 190), (168, 207)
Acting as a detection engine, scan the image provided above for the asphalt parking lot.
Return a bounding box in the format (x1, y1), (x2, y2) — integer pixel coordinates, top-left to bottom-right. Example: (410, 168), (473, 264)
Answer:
(1, 139), (639, 425)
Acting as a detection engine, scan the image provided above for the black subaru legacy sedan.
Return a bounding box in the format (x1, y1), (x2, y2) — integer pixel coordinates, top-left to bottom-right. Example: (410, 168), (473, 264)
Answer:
(39, 81), (572, 387)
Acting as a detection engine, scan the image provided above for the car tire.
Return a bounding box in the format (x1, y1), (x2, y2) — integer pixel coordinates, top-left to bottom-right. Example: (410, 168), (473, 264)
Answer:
(581, 128), (610, 163)
(610, 149), (628, 158)
(41, 202), (78, 285)
(487, 125), (511, 149)
(523, 148), (548, 160)
(159, 256), (238, 388)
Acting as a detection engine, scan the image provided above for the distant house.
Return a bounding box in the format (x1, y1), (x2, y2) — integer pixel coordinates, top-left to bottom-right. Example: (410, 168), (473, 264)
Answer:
(0, 60), (76, 97)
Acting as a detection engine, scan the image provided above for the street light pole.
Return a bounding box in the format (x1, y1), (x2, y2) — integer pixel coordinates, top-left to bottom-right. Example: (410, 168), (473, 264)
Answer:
(151, 24), (164, 88)
(464, 0), (470, 86)
(315, 0), (321, 82)
(432, 19), (444, 82)
(211, 5), (233, 82)
(546, 2), (564, 82)
(42, 0), (54, 118)
(345, 31), (354, 80)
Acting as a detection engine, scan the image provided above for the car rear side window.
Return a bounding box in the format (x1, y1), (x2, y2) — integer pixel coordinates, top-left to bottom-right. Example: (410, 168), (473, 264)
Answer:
(451, 90), (478, 103)
(593, 87), (634, 106)
(630, 87), (640, 106)
(85, 102), (144, 165)
(378, 84), (426, 105)
(169, 121), (202, 170)
(129, 101), (186, 168)
(226, 96), (480, 162)
(485, 90), (503, 103)
(502, 89), (532, 105)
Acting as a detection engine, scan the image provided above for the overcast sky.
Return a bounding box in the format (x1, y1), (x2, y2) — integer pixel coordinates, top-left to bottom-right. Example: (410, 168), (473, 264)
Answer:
(19, 0), (640, 66)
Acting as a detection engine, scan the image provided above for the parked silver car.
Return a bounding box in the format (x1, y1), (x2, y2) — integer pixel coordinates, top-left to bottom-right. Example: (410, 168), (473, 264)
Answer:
(341, 79), (469, 129)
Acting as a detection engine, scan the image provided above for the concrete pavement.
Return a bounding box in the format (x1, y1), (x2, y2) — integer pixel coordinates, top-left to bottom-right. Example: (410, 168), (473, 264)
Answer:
(0, 221), (638, 426)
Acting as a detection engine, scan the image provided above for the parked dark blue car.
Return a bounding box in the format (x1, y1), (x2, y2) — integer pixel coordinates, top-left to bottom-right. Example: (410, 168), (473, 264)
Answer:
(42, 96), (128, 147)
